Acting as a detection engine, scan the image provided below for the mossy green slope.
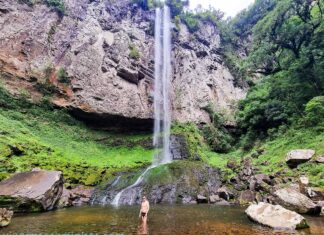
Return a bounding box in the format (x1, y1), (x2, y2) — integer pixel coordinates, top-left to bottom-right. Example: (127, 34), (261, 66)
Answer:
(206, 126), (324, 187)
(0, 88), (154, 186)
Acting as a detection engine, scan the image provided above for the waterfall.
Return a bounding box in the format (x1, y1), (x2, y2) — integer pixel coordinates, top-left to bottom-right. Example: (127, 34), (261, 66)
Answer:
(111, 5), (172, 206)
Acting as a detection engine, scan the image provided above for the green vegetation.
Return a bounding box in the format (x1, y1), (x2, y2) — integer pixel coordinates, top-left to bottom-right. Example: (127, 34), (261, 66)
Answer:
(0, 87), (154, 185)
(206, 125), (324, 187)
(129, 44), (140, 60)
(45, 0), (66, 16)
(171, 123), (207, 160)
(236, 0), (323, 147)
(18, 0), (66, 16)
(202, 104), (234, 153)
(57, 67), (70, 84)
(304, 96), (324, 126)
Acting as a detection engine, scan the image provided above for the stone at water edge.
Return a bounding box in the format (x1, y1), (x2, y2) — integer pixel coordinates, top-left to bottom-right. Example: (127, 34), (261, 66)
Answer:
(0, 208), (13, 227)
(0, 170), (63, 212)
(197, 195), (208, 204)
(245, 202), (309, 230)
(216, 186), (234, 201)
(238, 190), (256, 205)
(285, 149), (315, 168)
(274, 188), (321, 215)
(316, 201), (324, 216)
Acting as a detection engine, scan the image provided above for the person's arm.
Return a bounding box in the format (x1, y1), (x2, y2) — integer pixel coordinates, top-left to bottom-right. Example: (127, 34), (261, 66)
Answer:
(145, 201), (149, 214)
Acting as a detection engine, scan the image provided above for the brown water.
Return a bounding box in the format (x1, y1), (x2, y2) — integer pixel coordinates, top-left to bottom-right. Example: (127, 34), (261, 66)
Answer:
(1, 205), (323, 235)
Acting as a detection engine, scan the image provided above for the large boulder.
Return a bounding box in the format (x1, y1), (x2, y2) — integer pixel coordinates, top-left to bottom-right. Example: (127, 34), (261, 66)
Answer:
(0, 208), (13, 227)
(285, 149), (315, 168)
(0, 171), (63, 212)
(245, 202), (309, 230)
(274, 188), (321, 215)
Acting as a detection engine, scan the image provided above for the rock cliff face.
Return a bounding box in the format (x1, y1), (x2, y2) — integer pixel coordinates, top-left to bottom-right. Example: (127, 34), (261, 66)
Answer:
(0, 0), (246, 128)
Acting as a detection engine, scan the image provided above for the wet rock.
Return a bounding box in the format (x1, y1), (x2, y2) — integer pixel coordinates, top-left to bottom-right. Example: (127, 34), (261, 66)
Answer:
(57, 187), (73, 208)
(274, 188), (321, 215)
(316, 201), (324, 216)
(197, 195), (208, 204)
(209, 195), (230, 205)
(286, 150), (315, 168)
(214, 200), (230, 206)
(170, 134), (190, 160)
(239, 190), (256, 205)
(0, 171), (63, 212)
(245, 202), (309, 230)
(306, 187), (324, 202)
(209, 195), (221, 204)
(182, 196), (196, 204)
(0, 208), (13, 227)
(70, 186), (94, 206)
(217, 186), (234, 201)
(94, 162), (221, 205)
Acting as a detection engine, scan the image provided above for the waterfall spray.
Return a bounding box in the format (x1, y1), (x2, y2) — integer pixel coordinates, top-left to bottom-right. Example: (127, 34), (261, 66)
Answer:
(153, 4), (172, 165)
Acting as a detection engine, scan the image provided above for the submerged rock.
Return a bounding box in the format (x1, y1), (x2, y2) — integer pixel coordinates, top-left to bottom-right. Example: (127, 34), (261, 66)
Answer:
(274, 188), (321, 215)
(0, 208), (13, 227)
(285, 149), (315, 168)
(245, 202), (309, 230)
(0, 170), (63, 212)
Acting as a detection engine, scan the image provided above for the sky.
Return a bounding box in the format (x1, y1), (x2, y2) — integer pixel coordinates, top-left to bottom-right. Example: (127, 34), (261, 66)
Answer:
(189, 0), (255, 17)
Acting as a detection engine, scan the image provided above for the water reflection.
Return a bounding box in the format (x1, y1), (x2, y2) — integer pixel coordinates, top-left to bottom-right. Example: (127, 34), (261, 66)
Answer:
(1, 205), (323, 235)
(138, 219), (148, 235)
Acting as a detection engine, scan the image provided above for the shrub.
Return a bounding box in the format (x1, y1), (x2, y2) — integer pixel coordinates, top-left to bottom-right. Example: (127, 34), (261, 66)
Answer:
(304, 96), (324, 126)
(202, 104), (234, 153)
(166, 0), (189, 17)
(57, 67), (70, 84)
(180, 12), (199, 33)
(45, 0), (66, 16)
(35, 81), (58, 96)
(129, 45), (140, 60)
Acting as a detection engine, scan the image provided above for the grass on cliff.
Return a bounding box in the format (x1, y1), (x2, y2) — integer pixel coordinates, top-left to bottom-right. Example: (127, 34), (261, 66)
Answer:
(0, 87), (154, 186)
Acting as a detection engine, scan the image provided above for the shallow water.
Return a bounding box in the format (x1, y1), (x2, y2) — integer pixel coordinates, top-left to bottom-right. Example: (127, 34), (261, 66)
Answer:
(1, 205), (323, 235)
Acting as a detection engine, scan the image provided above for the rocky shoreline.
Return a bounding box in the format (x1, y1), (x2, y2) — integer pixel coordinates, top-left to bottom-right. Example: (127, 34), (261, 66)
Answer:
(0, 149), (323, 231)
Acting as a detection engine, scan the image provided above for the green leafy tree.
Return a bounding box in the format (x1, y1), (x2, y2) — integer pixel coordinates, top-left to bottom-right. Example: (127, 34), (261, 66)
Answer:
(236, 0), (324, 146)
(304, 96), (324, 126)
